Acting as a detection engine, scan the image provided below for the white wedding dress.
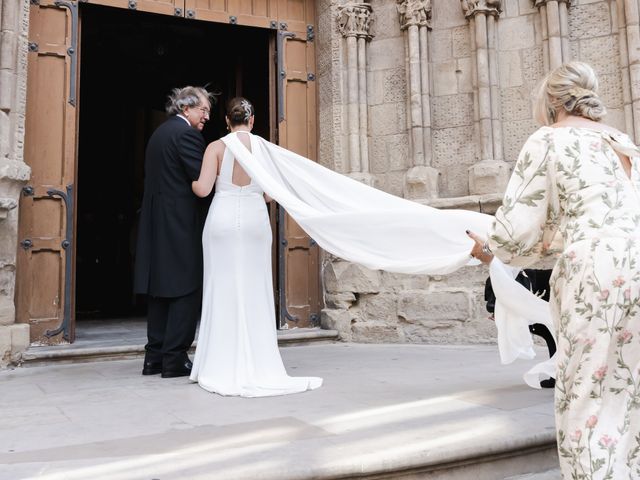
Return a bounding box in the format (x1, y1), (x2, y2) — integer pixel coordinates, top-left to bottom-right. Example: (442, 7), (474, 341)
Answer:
(217, 131), (556, 388)
(189, 133), (323, 397)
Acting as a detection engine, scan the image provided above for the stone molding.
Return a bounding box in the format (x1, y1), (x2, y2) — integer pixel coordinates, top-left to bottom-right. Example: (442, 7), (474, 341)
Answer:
(396, 0), (437, 198)
(461, 0), (503, 18)
(616, 0), (640, 142)
(461, 0), (507, 194)
(336, 2), (373, 178)
(396, 0), (431, 30)
(337, 2), (374, 39)
(0, 0), (31, 368)
(533, 0), (571, 71)
(533, 0), (571, 6)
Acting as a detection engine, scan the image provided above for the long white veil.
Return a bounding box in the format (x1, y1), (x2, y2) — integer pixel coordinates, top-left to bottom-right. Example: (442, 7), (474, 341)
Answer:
(221, 132), (556, 387)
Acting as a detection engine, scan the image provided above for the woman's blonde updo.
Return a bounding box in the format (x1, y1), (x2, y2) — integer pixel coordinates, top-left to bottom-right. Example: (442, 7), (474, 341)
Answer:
(533, 61), (606, 125)
(226, 97), (254, 127)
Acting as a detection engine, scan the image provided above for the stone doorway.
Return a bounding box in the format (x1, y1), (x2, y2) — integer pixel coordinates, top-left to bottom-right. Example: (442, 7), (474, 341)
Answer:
(75, 4), (271, 324)
(17, 0), (320, 352)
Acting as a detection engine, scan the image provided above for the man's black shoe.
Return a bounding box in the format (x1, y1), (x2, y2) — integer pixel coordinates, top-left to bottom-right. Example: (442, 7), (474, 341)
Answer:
(142, 361), (162, 376)
(161, 360), (193, 378)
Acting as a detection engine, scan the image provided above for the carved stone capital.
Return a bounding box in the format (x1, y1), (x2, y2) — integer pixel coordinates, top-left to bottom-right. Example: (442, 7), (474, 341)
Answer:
(468, 160), (510, 195)
(533, 0), (572, 7)
(404, 166), (440, 200)
(396, 0), (431, 30)
(337, 2), (374, 39)
(460, 0), (503, 19)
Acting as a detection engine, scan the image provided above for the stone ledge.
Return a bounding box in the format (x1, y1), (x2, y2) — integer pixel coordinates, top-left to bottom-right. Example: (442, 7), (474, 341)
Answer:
(418, 192), (504, 214)
(505, 469), (562, 480)
(19, 328), (339, 366)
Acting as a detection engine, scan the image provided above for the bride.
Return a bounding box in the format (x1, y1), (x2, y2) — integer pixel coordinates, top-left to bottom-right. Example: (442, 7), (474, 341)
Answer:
(191, 93), (557, 394)
(189, 97), (322, 397)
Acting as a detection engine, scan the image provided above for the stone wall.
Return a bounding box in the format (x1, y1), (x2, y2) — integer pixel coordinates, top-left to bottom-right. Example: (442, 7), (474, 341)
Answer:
(317, 0), (629, 344)
(0, 0), (31, 366)
(0, 0), (631, 363)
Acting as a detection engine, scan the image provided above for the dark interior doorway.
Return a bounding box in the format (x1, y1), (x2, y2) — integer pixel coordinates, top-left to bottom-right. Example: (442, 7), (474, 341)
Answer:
(76, 5), (271, 320)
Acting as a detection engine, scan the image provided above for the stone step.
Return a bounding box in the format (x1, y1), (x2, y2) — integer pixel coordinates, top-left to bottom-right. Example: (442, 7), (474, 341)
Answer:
(505, 468), (561, 479)
(20, 326), (339, 367)
(351, 442), (559, 480)
(3, 344), (559, 480)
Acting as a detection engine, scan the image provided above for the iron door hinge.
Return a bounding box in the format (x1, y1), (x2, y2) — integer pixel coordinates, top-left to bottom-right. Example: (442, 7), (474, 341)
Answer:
(54, 0), (79, 106)
(44, 185), (74, 340)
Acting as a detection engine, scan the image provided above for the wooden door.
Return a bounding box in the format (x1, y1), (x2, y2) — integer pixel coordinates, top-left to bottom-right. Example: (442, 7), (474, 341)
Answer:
(184, 0), (277, 27)
(276, 3), (320, 329)
(84, 0), (182, 16)
(17, 0), (79, 344)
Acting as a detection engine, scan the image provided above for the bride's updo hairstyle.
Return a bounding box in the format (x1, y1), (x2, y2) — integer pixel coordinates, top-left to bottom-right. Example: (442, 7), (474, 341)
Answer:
(226, 97), (254, 127)
(533, 61), (606, 125)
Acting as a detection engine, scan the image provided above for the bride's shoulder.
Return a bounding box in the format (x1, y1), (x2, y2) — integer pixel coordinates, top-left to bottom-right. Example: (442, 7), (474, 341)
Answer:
(205, 139), (226, 157)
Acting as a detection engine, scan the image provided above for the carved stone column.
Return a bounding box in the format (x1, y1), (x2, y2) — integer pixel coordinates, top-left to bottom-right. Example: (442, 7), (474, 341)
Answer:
(337, 2), (374, 184)
(615, 0), (640, 143)
(0, 0), (32, 367)
(534, 0), (572, 71)
(462, 0), (509, 195)
(397, 0), (439, 199)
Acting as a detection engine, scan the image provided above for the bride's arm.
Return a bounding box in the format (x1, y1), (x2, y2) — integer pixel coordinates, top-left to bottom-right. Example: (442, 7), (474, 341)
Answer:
(192, 141), (221, 197)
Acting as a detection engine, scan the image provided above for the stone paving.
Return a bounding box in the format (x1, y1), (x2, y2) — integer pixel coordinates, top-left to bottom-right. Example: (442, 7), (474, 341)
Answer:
(0, 343), (558, 479)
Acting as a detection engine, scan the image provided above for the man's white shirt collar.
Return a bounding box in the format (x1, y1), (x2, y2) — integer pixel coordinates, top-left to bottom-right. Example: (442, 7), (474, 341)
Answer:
(177, 114), (190, 126)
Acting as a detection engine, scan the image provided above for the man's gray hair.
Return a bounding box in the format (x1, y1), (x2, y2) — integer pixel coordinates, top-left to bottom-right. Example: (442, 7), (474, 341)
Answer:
(165, 86), (214, 115)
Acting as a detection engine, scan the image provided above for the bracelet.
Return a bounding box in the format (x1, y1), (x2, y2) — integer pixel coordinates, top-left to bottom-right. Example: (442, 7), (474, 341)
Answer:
(481, 241), (493, 255)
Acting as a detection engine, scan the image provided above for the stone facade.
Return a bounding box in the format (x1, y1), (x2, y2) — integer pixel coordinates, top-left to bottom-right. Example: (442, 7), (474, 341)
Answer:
(0, 0), (31, 366)
(0, 0), (634, 363)
(317, 0), (631, 344)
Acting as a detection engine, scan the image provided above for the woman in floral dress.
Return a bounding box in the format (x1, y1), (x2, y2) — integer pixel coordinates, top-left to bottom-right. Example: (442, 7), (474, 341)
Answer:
(469, 62), (640, 478)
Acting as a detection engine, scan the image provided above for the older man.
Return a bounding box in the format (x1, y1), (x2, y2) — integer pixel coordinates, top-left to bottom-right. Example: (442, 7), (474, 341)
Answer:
(134, 86), (212, 378)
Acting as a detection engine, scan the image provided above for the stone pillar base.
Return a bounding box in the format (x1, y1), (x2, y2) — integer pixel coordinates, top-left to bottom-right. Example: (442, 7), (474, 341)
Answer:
(404, 165), (440, 200)
(347, 171), (375, 186)
(0, 323), (29, 367)
(468, 160), (510, 195)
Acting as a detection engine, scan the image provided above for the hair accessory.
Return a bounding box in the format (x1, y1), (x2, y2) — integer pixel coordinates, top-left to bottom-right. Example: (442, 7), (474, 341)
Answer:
(240, 99), (253, 121)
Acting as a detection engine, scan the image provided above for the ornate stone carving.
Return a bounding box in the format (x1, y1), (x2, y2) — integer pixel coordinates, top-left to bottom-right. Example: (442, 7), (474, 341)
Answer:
(460, 0), (503, 18)
(337, 2), (374, 39)
(396, 0), (431, 30)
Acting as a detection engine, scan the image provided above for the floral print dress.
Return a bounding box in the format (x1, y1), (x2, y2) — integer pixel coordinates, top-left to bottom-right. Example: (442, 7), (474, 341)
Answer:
(487, 126), (640, 479)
